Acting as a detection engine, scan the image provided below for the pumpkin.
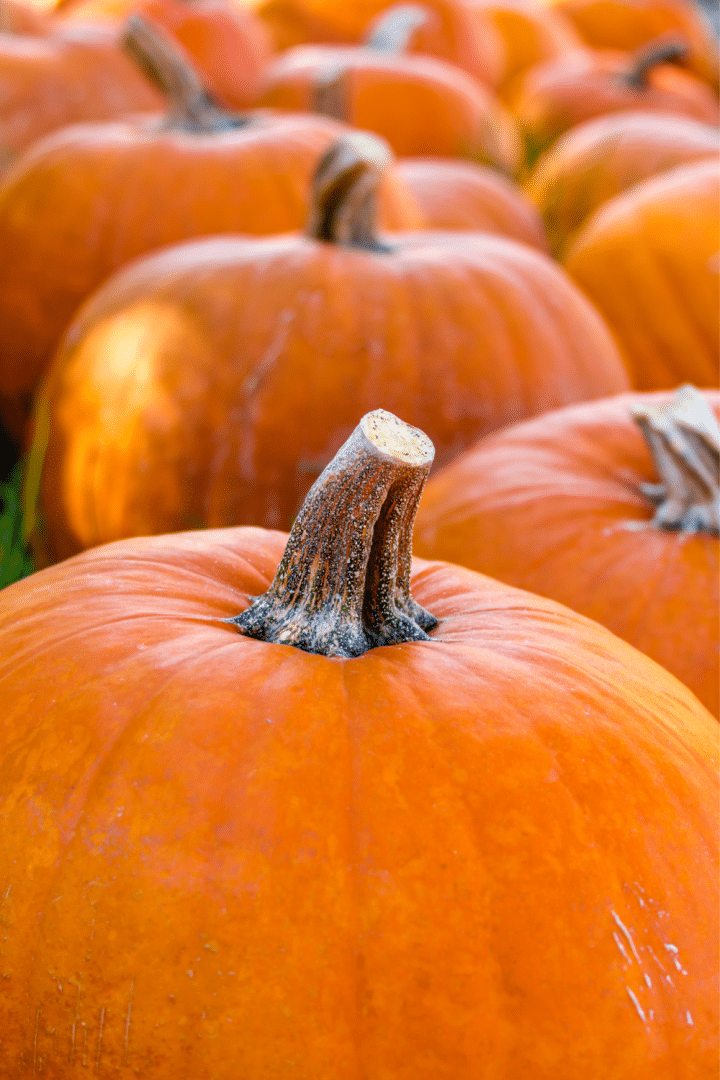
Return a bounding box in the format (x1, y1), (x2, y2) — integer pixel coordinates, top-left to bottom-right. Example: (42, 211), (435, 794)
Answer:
(0, 17), (382, 440)
(0, 0), (48, 33)
(563, 158), (719, 390)
(2, 409), (719, 1076)
(415, 385), (720, 716)
(388, 156), (550, 249)
(514, 37), (720, 158)
(128, 0), (273, 108)
(253, 0), (354, 50)
(0, 22), (162, 175)
(24, 131), (629, 563)
(527, 110), (720, 255)
(361, 0), (506, 88)
(255, 38), (519, 167)
(468, 0), (584, 94)
(543, 0), (720, 89)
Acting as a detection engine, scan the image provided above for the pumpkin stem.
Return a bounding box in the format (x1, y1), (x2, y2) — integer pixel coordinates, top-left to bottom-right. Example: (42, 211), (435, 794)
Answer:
(231, 410), (438, 657)
(364, 3), (429, 52)
(121, 15), (243, 132)
(631, 385), (720, 535)
(624, 36), (688, 90)
(306, 132), (393, 251)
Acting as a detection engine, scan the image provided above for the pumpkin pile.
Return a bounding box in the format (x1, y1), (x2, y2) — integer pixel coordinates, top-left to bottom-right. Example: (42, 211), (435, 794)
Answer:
(0, 0), (717, 1073)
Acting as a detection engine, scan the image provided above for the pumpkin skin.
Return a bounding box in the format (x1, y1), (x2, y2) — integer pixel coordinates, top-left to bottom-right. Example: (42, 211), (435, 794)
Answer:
(27, 206), (631, 561)
(514, 43), (720, 154)
(361, 0), (506, 89)
(563, 158), (720, 390)
(544, 0), (720, 89)
(0, 24), (162, 174)
(468, 0), (584, 93)
(0, 524), (716, 1076)
(390, 156), (550, 249)
(253, 0), (354, 50)
(256, 46), (520, 167)
(0, 0), (48, 34)
(414, 390), (720, 717)
(0, 107), (365, 437)
(128, 0), (274, 109)
(527, 110), (720, 255)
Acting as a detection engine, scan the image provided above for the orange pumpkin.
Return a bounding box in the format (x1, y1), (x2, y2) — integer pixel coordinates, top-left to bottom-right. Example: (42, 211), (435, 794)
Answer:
(0, 23), (162, 175)
(256, 41), (519, 167)
(362, 0), (506, 88)
(527, 110), (720, 255)
(24, 132), (629, 563)
(252, 0), (355, 50)
(563, 158), (719, 390)
(389, 156), (550, 248)
(469, 0), (584, 93)
(515, 37), (720, 157)
(0, 0), (48, 33)
(544, 0), (720, 89)
(1, 409), (718, 1076)
(0, 18), (368, 439)
(415, 386), (720, 717)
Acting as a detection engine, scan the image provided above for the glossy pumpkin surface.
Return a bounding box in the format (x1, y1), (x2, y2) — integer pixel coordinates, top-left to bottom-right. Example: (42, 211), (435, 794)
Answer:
(27, 214), (630, 561)
(563, 158), (720, 390)
(0, 523), (716, 1076)
(414, 390), (720, 716)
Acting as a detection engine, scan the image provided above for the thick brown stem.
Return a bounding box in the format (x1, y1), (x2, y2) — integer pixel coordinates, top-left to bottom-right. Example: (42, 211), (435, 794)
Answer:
(121, 15), (243, 132)
(631, 385), (720, 535)
(306, 132), (393, 251)
(364, 4), (429, 52)
(314, 63), (349, 124)
(231, 410), (438, 657)
(624, 36), (688, 90)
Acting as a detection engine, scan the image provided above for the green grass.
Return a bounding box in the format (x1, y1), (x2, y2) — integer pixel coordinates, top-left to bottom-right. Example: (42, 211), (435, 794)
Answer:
(0, 462), (35, 589)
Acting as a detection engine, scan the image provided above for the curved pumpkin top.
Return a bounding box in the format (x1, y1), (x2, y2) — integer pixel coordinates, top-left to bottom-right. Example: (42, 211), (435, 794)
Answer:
(414, 387), (720, 715)
(0, 0), (48, 33)
(1, 407), (718, 1072)
(514, 39), (720, 154)
(0, 23), (162, 172)
(362, 0), (506, 88)
(26, 133), (629, 561)
(526, 110), (720, 255)
(391, 156), (550, 249)
(563, 157), (720, 390)
(543, 0), (720, 89)
(256, 43), (520, 168)
(468, 0), (584, 91)
(126, 0), (274, 110)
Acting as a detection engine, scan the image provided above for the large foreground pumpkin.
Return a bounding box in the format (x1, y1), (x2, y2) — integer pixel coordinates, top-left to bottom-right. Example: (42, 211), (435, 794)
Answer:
(414, 386), (720, 716)
(1, 410), (718, 1077)
(26, 132), (629, 562)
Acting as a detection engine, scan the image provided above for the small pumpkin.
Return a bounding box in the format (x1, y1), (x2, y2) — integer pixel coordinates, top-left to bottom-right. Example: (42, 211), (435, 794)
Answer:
(1, 409), (718, 1076)
(255, 34), (519, 167)
(468, 0), (584, 94)
(563, 157), (719, 390)
(0, 0), (48, 33)
(527, 110), (720, 255)
(514, 36), (720, 158)
(362, 0), (506, 88)
(388, 156), (550, 249)
(25, 131), (628, 562)
(415, 385), (720, 716)
(0, 16), (375, 438)
(544, 0), (720, 89)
